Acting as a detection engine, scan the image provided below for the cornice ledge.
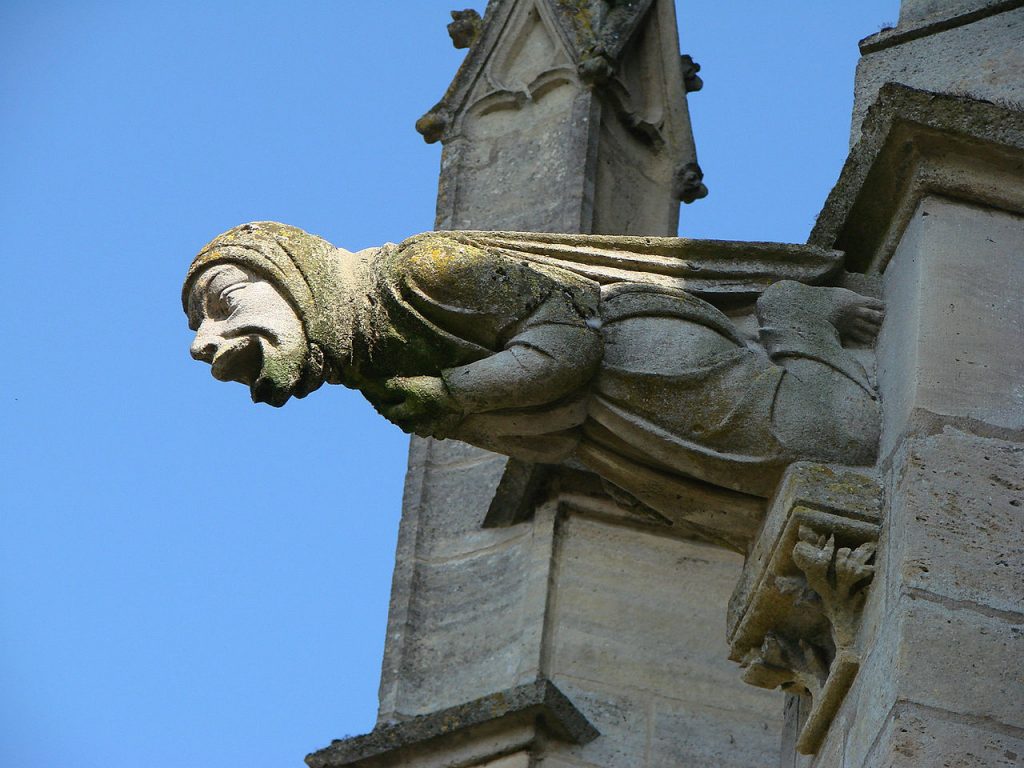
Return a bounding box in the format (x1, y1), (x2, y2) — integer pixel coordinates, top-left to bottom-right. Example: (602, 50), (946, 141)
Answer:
(306, 678), (598, 768)
(809, 84), (1024, 271)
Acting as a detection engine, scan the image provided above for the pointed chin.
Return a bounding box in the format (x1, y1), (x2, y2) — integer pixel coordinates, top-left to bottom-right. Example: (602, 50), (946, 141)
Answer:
(248, 342), (308, 408)
(250, 376), (294, 408)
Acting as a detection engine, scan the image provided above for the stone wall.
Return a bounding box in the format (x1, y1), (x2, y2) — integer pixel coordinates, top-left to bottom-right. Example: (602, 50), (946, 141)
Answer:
(798, 85), (1024, 767)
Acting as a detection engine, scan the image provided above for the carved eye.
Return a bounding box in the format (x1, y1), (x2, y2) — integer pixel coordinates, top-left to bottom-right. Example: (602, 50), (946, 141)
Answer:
(218, 283), (246, 315)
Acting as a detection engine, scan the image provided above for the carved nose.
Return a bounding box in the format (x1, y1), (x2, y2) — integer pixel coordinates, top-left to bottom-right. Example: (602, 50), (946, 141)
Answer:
(190, 334), (218, 363)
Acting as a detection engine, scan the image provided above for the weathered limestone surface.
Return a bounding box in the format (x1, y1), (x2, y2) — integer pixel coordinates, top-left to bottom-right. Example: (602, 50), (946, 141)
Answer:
(727, 462), (883, 757)
(332, 2), (701, 737)
(882, 429), (1024, 617)
(861, 703), (1024, 768)
(378, 2), (705, 747)
(808, 587), (1024, 768)
(307, 679), (596, 768)
(851, 1), (1024, 144)
(377, 439), (531, 718)
(899, 0), (1013, 24)
(846, 430), (1024, 764)
(546, 512), (779, 767)
(424, 0), (700, 235)
(877, 197), (1024, 457)
(796, 85), (1024, 767)
(332, 489), (787, 768)
(180, 0), (1024, 764)
(369, 3), (780, 766)
(811, 85), (1024, 272)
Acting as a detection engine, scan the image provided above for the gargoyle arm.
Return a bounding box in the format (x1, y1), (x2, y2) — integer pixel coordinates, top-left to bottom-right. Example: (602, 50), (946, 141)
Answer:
(441, 296), (602, 413)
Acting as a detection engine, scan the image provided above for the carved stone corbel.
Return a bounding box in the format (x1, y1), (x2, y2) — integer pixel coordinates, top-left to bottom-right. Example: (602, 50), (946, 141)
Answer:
(727, 462), (882, 755)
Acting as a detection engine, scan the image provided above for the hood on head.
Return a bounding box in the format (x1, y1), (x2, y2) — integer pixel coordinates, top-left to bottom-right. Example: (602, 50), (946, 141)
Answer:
(183, 221), (347, 350)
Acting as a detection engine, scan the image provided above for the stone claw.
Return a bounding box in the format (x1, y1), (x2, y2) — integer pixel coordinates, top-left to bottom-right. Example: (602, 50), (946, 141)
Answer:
(835, 542), (876, 593)
(793, 526), (834, 590)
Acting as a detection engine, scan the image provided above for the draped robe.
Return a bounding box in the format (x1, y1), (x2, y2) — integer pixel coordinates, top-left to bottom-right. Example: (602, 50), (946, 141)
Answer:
(347, 231), (849, 549)
(185, 222), (857, 551)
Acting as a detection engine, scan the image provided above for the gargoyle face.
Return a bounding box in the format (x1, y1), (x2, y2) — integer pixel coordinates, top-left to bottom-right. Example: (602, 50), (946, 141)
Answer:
(187, 263), (310, 407)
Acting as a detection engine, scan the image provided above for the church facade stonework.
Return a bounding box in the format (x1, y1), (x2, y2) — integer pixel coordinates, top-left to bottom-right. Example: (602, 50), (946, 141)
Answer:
(184, 2), (1023, 766)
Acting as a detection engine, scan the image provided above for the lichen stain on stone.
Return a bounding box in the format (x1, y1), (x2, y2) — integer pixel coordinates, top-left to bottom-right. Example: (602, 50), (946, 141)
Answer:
(554, 0), (595, 41)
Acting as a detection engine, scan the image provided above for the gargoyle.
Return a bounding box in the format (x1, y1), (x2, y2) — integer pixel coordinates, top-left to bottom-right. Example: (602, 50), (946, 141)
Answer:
(183, 222), (883, 549)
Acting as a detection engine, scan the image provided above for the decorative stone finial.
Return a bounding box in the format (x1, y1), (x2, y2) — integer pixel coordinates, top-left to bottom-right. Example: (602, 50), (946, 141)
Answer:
(680, 53), (703, 92)
(413, 0), (673, 144)
(672, 161), (708, 203)
(447, 9), (482, 49)
(414, 108), (449, 144)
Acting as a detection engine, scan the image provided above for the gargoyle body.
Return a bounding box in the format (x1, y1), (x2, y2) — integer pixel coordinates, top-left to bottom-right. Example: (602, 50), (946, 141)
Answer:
(184, 222), (883, 549)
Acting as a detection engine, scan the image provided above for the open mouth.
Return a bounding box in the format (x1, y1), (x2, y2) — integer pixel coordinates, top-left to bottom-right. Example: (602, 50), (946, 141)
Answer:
(210, 335), (263, 385)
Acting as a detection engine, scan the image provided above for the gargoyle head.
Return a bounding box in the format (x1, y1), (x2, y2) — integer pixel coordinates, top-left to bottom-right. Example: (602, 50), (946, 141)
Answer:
(183, 221), (359, 406)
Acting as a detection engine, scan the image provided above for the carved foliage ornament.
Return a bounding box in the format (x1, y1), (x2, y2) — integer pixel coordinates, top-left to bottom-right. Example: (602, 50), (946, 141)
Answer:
(728, 464), (882, 754)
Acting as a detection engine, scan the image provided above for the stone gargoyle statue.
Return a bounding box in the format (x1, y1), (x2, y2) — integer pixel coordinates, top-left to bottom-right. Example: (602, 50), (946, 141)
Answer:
(184, 222), (883, 550)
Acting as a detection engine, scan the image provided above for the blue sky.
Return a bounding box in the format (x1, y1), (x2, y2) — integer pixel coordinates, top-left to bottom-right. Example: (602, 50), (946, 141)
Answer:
(1, 2), (895, 766)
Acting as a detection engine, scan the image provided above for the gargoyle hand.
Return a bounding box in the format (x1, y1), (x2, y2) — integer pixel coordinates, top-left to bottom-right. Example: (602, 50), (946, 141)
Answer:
(828, 290), (885, 346)
(379, 376), (464, 438)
